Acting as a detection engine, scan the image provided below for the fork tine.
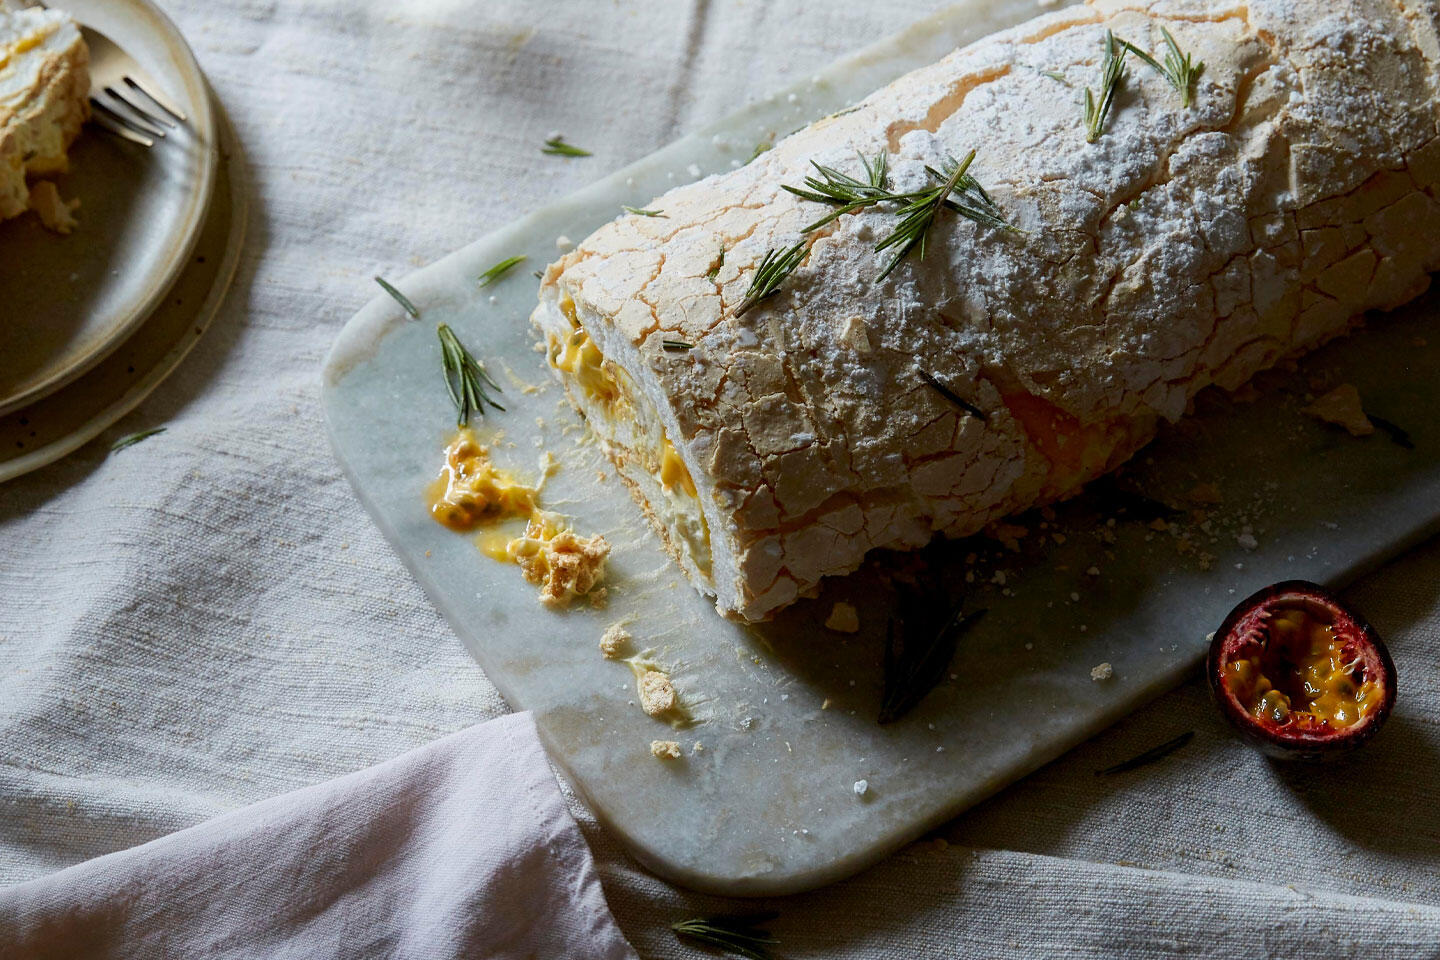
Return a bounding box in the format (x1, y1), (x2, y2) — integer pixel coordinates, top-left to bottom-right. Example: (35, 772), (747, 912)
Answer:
(90, 97), (164, 142)
(89, 108), (154, 147)
(105, 85), (175, 129)
(123, 76), (188, 124)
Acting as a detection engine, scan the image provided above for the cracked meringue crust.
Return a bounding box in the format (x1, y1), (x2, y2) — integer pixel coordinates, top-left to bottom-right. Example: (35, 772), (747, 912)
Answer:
(533, 0), (1440, 622)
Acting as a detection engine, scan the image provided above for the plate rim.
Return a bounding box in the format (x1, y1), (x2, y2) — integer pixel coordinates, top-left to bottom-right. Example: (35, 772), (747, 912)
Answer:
(0, 0), (219, 416)
(0, 90), (243, 483)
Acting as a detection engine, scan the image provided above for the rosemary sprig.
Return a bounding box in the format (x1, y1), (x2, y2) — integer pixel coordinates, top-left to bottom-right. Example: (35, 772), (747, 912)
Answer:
(918, 369), (987, 421)
(542, 136), (591, 157)
(1084, 30), (1128, 143)
(881, 590), (987, 725)
(374, 275), (419, 318)
(437, 323), (505, 425)
(672, 914), (779, 960)
(1120, 28), (1203, 108)
(1367, 413), (1415, 450)
(110, 426), (166, 452)
(783, 150), (891, 233)
(662, 339), (693, 352)
(733, 241), (806, 317)
(478, 255), (526, 288)
(783, 150), (1012, 281)
(874, 150), (974, 280)
(1086, 475), (1181, 523)
(1097, 730), (1194, 775)
(622, 205), (667, 218)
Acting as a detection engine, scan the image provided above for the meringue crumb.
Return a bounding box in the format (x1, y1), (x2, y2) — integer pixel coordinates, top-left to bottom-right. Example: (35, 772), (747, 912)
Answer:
(1303, 384), (1374, 437)
(599, 623), (630, 659)
(853, 779), (869, 797)
(28, 181), (79, 235)
(650, 740), (682, 760)
(824, 601), (860, 633)
(1187, 482), (1223, 505)
(1090, 662), (1114, 682)
(692, 741), (704, 754)
(638, 670), (677, 717)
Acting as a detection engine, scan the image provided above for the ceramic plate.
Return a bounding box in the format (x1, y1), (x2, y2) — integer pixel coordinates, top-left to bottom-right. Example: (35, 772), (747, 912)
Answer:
(0, 99), (243, 482)
(0, 0), (217, 415)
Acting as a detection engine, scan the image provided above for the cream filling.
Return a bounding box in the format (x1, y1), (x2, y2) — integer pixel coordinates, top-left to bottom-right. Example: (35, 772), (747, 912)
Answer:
(539, 291), (714, 585)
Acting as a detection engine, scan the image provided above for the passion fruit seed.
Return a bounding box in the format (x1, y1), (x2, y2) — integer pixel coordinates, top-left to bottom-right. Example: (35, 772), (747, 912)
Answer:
(1207, 580), (1396, 761)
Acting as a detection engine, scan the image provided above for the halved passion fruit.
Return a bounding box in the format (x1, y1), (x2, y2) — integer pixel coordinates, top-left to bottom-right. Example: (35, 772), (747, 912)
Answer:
(1208, 580), (1396, 760)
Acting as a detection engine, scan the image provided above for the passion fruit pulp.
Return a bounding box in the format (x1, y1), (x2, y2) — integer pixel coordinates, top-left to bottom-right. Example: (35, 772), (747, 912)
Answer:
(1208, 580), (1396, 760)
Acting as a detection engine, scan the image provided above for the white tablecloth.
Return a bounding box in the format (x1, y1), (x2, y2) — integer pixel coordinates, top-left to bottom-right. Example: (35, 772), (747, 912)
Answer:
(3, 1), (1440, 956)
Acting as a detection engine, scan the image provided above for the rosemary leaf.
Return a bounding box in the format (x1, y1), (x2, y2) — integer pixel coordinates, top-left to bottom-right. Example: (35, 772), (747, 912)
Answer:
(532, 269), (544, 280)
(110, 426), (166, 453)
(672, 914), (779, 960)
(1084, 30), (1128, 143)
(437, 323), (505, 426)
(1087, 476), (1181, 523)
(662, 339), (693, 352)
(880, 592), (987, 725)
(918, 369), (987, 421)
(1120, 27), (1204, 108)
(622, 205), (667, 218)
(1367, 413), (1415, 450)
(734, 241), (806, 317)
(542, 136), (591, 157)
(706, 246), (725, 281)
(374, 275), (419, 318)
(477, 255), (526, 288)
(747, 141), (772, 164)
(1042, 69), (1070, 85)
(874, 150), (973, 280)
(1097, 730), (1194, 775)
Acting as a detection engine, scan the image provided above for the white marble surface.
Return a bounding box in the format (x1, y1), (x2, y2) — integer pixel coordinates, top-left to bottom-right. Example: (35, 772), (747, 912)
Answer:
(323, 0), (1440, 897)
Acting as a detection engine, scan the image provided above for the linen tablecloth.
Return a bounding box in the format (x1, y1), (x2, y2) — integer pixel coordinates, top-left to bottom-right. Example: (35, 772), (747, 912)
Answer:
(3, 1), (1440, 956)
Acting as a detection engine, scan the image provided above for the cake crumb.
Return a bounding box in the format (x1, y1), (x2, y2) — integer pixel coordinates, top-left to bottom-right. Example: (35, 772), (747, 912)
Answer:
(650, 740), (682, 760)
(599, 623), (630, 659)
(1187, 482), (1222, 505)
(28, 181), (79, 235)
(824, 601), (860, 633)
(638, 670), (678, 717)
(1303, 384), (1374, 437)
(1091, 662), (1114, 682)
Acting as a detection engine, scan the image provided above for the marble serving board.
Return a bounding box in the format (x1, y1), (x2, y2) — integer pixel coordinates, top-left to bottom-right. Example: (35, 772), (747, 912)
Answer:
(322, 0), (1440, 895)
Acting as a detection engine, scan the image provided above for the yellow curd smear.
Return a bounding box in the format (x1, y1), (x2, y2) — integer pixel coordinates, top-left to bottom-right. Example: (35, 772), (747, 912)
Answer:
(551, 292), (621, 407)
(426, 430), (537, 532)
(1226, 610), (1379, 730)
(659, 436), (697, 498)
(0, 28), (52, 70)
(427, 430), (610, 605)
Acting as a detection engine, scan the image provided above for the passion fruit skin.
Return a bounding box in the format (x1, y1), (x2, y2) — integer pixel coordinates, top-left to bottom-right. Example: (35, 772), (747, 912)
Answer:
(1207, 580), (1396, 761)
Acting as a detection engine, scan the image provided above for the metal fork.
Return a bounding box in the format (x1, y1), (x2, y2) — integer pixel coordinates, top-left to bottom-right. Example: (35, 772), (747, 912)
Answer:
(35, 3), (187, 147)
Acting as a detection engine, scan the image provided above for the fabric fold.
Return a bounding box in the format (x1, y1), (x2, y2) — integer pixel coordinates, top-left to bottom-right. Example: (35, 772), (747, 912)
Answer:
(0, 713), (637, 960)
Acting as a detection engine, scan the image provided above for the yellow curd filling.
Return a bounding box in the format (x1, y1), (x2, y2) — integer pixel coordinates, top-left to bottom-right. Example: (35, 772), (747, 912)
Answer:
(425, 430), (537, 532)
(1226, 609), (1379, 730)
(549, 290), (699, 502)
(0, 28), (51, 70)
(427, 430), (609, 605)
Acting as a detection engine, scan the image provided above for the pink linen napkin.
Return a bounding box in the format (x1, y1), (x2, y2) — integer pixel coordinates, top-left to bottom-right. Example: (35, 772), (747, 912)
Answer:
(0, 712), (638, 960)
